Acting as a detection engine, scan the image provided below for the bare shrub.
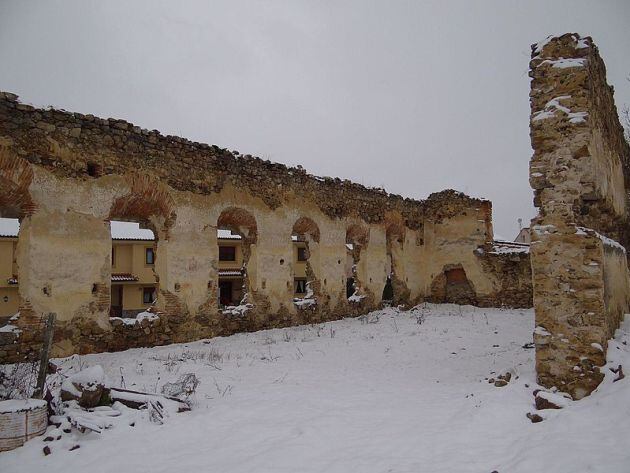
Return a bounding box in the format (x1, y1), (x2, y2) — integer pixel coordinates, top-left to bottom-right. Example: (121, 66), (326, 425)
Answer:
(359, 313), (380, 324)
(0, 363), (38, 400)
(161, 373), (200, 400)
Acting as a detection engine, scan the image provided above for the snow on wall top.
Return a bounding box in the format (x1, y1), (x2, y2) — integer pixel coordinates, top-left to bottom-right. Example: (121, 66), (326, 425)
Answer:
(575, 227), (626, 254)
(488, 240), (530, 255)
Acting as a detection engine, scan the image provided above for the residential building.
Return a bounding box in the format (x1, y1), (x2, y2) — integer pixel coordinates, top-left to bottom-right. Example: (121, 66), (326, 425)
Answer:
(514, 227), (531, 244)
(0, 219), (332, 318)
(110, 222), (158, 317)
(0, 219), (19, 322)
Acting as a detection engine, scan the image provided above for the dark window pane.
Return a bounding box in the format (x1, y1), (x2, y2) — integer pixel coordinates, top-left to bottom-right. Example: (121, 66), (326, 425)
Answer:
(297, 247), (307, 261)
(295, 279), (307, 294)
(143, 287), (155, 304)
(145, 247), (155, 265)
(219, 246), (236, 261)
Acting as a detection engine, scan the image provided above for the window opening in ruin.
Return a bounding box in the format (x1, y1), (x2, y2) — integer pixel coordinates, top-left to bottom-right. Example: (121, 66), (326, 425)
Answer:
(345, 224), (368, 302)
(109, 221), (157, 319)
(217, 208), (256, 312)
(216, 230), (243, 309)
(382, 253), (394, 304)
(291, 217), (320, 308)
(346, 277), (355, 299)
(443, 266), (477, 306)
(0, 217), (20, 321)
(382, 276), (394, 304)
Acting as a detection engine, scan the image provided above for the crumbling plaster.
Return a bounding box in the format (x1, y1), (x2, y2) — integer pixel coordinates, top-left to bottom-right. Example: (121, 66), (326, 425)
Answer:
(529, 33), (630, 399)
(0, 91), (528, 360)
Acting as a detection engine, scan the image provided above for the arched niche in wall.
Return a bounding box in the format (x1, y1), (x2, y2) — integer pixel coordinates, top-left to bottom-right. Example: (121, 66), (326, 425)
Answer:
(216, 207), (258, 310)
(0, 148), (35, 220)
(0, 148), (35, 321)
(384, 213), (410, 305)
(291, 216), (321, 308)
(430, 264), (477, 306)
(107, 174), (176, 317)
(345, 223), (369, 301)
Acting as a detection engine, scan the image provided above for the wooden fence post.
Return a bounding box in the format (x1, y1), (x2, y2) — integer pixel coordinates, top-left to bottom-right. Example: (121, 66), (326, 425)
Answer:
(33, 313), (56, 399)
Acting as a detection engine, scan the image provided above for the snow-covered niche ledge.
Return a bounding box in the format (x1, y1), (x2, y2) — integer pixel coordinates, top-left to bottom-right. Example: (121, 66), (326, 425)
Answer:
(575, 227), (626, 254)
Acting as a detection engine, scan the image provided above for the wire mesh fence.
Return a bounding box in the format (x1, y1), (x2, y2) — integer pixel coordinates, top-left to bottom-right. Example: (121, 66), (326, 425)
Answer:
(0, 313), (55, 401)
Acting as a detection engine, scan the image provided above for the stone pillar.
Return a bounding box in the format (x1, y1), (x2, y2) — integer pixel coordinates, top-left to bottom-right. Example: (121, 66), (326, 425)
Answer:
(251, 215), (293, 318)
(531, 225), (609, 399)
(317, 223), (347, 315)
(17, 210), (111, 355)
(529, 33), (630, 398)
(157, 206), (218, 330)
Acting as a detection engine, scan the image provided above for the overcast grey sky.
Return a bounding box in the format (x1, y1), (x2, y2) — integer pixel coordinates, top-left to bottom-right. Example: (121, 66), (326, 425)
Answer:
(1, 1), (628, 238)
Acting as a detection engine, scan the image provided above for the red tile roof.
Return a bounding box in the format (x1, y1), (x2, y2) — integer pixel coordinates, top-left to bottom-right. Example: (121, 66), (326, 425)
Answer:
(111, 273), (139, 282)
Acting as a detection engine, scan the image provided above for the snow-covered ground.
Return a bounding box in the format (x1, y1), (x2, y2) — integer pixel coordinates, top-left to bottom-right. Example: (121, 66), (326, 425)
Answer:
(2, 304), (630, 472)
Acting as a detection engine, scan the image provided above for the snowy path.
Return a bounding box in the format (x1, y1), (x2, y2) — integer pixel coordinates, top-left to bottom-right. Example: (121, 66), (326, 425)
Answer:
(1, 304), (629, 472)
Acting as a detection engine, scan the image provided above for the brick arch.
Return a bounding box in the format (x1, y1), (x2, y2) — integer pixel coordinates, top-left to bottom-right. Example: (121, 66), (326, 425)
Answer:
(0, 147), (35, 218)
(292, 216), (320, 243)
(384, 213), (406, 246)
(345, 223), (370, 301)
(429, 264), (477, 306)
(383, 213), (410, 305)
(217, 207), (258, 305)
(108, 173), (176, 236)
(217, 207), (258, 244)
(292, 216), (322, 306)
(346, 223), (369, 248)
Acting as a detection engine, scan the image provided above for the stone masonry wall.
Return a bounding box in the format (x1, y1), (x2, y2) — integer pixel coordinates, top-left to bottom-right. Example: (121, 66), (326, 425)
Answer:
(529, 33), (630, 399)
(0, 91), (526, 361)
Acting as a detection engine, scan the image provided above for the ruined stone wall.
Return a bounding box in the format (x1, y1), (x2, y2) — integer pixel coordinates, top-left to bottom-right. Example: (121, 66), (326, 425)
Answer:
(0, 91), (522, 360)
(529, 33), (630, 398)
(476, 243), (532, 309)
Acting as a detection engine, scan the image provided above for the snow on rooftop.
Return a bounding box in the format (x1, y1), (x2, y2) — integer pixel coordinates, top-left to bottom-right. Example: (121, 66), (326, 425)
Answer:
(110, 221), (155, 240)
(1, 220), (309, 242)
(218, 229), (242, 240)
(0, 217), (19, 237)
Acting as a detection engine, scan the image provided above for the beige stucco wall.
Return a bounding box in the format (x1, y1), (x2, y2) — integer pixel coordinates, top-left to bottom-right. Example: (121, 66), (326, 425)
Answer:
(421, 212), (496, 301)
(112, 244), (132, 273)
(602, 245), (630, 336)
(0, 287), (18, 319)
(0, 90), (527, 360)
(0, 164), (507, 358)
(0, 239), (15, 281)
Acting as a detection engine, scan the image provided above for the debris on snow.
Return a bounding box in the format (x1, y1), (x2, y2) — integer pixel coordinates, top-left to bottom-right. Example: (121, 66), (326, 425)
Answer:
(60, 366), (107, 408)
(534, 391), (572, 410)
